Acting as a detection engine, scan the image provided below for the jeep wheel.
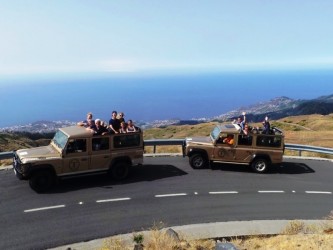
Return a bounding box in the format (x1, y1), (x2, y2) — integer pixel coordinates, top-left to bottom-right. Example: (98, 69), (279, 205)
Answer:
(251, 158), (269, 173)
(29, 170), (55, 193)
(189, 154), (207, 169)
(111, 162), (129, 180)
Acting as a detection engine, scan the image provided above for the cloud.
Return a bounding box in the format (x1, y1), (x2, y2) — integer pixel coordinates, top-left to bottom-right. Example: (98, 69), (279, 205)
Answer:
(1, 56), (333, 78)
(99, 59), (139, 72)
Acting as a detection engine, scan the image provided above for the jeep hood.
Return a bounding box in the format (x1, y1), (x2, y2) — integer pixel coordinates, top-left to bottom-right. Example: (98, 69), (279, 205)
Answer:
(186, 136), (212, 145)
(16, 145), (61, 163)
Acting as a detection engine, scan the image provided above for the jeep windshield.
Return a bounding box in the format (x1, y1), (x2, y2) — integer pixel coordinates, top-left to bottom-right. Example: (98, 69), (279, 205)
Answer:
(51, 130), (68, 150)
(210, 126), (221, 141)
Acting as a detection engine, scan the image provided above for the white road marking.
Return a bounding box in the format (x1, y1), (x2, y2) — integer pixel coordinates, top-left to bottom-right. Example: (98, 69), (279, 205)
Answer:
(194, 192), (198, 195)
(24, 205), (65, 213)
(96, 198), (131, 203)
(258, 190), (285, 193)
(155, 193), (187, 198)
(305, 191), (332, 194)
(79, 202), (84, 205)
(209, 191), (238, 194)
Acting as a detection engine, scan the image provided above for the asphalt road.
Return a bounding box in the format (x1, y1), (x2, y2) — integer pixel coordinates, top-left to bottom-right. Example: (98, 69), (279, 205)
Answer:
(1, 156), (333, 250)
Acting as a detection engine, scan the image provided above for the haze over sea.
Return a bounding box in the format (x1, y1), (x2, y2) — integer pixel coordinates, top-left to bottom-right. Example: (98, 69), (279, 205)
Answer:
(1, 69), (333, 128)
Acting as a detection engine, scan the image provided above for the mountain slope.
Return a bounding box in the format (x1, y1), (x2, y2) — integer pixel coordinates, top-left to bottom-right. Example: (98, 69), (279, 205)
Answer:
(215, 95), (333, 122)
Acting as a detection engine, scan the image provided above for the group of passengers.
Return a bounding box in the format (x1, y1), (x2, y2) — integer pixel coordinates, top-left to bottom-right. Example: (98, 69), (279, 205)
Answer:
(222, 112), (272, 145)
(77, 111), (138, 136)
(232, 112), (271, 135)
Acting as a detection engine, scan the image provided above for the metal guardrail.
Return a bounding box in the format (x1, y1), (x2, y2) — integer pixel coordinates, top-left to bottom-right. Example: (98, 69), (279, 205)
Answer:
(0, 151), (13, 160)
(144, 139), (184, 154)
(285, 143), (333, 157)
(1, 141), (333, 161)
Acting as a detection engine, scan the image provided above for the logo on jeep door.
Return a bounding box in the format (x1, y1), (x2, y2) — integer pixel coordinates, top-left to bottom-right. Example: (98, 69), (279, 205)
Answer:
(69, 159), (80, 170)
(218, 149), (226, 157)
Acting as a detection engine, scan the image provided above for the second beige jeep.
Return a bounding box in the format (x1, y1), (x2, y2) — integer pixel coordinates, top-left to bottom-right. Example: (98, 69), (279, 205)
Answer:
(183, 124), (284, 173)
(13, 126), (143, 192)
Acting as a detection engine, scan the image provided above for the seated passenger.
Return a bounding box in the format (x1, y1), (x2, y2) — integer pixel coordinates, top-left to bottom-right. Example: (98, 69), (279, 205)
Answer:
(117, 112), (125, 123)
(223, 134), (234, 145)
(86, 119), (96, 130)
(119, 121), (127, 133)
(77, 112), (95, 127)
(100, 120), (108, 128)
(126, 120), (137, 132)
(87, 119), (108, 135)
(93, 119), (108, 135)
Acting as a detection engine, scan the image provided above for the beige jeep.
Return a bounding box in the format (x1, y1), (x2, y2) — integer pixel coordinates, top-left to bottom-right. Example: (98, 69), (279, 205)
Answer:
(183, 124), (284, 173)
(13, 126), (143, 192)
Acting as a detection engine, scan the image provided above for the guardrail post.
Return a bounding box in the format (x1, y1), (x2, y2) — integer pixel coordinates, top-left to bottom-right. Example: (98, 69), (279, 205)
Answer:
(299, 150), (302, 157)
(153, 145), (156, 154)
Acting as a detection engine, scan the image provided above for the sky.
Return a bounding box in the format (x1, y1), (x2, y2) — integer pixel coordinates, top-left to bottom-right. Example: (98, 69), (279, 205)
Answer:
(1, 0), (333, 78)
(1, 1), (333, 127)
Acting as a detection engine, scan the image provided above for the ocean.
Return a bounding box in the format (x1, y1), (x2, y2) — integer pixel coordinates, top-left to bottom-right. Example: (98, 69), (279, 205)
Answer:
(1, 69), (333, 128)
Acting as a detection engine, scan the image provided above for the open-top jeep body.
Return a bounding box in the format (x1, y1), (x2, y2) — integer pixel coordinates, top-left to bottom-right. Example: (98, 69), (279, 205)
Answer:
(13, 126), (143, 192)
(183, 124), (284, 173)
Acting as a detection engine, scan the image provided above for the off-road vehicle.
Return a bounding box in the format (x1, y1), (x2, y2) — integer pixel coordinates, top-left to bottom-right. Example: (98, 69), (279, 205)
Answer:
(183, 124), (284, 173)
(13, 126), (143, 192)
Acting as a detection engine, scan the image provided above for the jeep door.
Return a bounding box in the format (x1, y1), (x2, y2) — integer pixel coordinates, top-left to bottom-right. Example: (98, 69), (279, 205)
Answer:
(63, 138), (90, 174)
(212, 133), (236, 162)
(234, 134), (254, 163)
(90, 136), (111, 170)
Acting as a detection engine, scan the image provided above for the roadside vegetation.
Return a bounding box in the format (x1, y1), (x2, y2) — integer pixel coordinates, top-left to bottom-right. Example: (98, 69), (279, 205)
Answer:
(101, 218), (333, 250)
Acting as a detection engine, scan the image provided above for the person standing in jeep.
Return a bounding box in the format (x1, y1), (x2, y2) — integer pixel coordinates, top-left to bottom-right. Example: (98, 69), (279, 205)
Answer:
(109, 111), (121, 134)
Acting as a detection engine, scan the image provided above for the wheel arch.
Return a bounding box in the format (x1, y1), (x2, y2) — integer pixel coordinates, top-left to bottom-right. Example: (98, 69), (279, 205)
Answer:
(250, 154), (272, 165)
(27, 164), (56, 179)
(188, 148), (209, 160)
(109, 156), (132, 170)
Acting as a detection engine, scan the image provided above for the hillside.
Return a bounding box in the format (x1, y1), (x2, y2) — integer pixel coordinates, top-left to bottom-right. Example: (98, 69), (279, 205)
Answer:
(0, 133), (50, 153)
(215, 94), (333, 123)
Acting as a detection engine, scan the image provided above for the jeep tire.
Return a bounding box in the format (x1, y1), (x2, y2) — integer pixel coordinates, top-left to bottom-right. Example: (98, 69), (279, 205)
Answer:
(29, 170), (55, 193)
(111, 162), (129, 180)
(251, 158), (269, 173)
(189, 153), (207, 169)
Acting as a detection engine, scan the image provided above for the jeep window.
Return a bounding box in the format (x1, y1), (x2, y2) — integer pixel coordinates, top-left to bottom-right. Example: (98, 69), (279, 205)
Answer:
(216, 133), (230, 144)
(52, 130), (68, 150)
(210, 126), (221, 140)
(238, 134), (253, 146)
(113, 134), (140, 148)
(66, 139), (87, 153)
(92, 137), (109, 151)
(256, 135), (282, 148)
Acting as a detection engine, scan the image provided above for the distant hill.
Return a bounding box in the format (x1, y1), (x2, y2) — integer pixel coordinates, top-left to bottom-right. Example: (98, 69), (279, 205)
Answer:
(0, 132), (50, 153)
(215, 94), (333, 123)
